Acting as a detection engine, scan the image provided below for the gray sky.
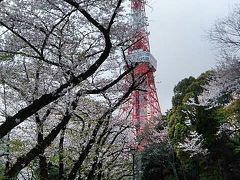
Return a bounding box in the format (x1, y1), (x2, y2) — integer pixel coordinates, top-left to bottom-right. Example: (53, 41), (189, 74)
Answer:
(146, 0), (239, 113)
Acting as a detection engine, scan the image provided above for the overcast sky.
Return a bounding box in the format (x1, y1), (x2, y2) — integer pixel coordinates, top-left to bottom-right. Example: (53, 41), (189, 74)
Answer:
(146, 0), (239, 113)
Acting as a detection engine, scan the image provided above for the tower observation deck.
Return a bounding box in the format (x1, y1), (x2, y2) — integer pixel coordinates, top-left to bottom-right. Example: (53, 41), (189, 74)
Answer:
(125, 0), (162, 149)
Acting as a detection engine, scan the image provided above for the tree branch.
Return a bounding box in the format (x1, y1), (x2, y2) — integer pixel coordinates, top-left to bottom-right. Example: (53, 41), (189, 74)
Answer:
(0, 10), (113, 139)
(4, 95), (80, 178)
(107, 0), (123, 31)
(67, 81), (139, 180)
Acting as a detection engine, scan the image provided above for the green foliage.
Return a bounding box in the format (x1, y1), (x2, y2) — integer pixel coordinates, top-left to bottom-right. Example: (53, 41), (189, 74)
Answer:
(173, 76), (195, 94)
(0, 53), (14, 62)
(226, 99), (240, 122)
(194, 107), (220, 147)
(199, 162), (223, 180)
(164, 175), (176, 180)
(225, 100), (240, 154)
(168, 72), (213, 146)
(33, 162), (62, 180)
(167, 69), (240, 179)
(10, 139), (24, 152)
(167, 71), (233, 179)
(48, 163), (60, 180)
(173, 123), (187, 143)
(141, 142), (176, 180)
(0, 164), (4, 180)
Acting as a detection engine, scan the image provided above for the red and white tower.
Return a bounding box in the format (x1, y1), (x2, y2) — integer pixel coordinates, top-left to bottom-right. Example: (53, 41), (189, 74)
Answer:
(125, 0), (162, 148)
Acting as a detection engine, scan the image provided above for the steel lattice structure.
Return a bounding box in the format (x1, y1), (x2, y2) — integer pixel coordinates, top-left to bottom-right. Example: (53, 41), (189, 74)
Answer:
(124, 0), (162, 148)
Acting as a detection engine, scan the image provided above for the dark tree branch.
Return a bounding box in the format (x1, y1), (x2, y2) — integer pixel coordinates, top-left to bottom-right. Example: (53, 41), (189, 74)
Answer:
(4, 112), (71, 178)
(40, 9), (77, 57)
(0, 0), (130, 139)
(63, 0), (107, 34)
(35, 112), (49, 180)
(0, 18), (112, 139)
(77, 66), (135, 95)
(67, 80), (140, 180)
(0, 153), (9, 157)
(107, 0), (123, 31)
(0, 50), (42, 60)
(59, 127), (66, 180)
(0, 20), (63, 67)
(4, 94), (80, 178)
(87, 124), (129, 180)
(0, 21), (42, 57)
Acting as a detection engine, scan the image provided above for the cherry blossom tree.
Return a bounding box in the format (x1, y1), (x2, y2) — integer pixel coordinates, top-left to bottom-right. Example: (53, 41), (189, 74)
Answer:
(178, 130), (208, 158)
(201, 7), (240, 107)
(198, 56), (240, 107)
(0, 0), (131, 138)
(0, 0), (145, 178)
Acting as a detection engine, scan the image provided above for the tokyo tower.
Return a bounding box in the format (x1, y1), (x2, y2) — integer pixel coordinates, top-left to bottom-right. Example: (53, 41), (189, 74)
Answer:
(124, 0), (162, 149)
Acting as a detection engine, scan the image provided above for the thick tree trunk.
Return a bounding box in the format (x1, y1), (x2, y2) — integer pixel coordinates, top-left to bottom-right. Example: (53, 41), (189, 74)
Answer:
(97, 162), (103, 180)
(4, 134), (10, 174)
(38, 136), (49, 179)
(59, 127), (66, 180)
(86, 160), (98, 180)
(36, 114), (49, 180)
(68, 138), (96, 180)
(39, 154), (49, 180)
